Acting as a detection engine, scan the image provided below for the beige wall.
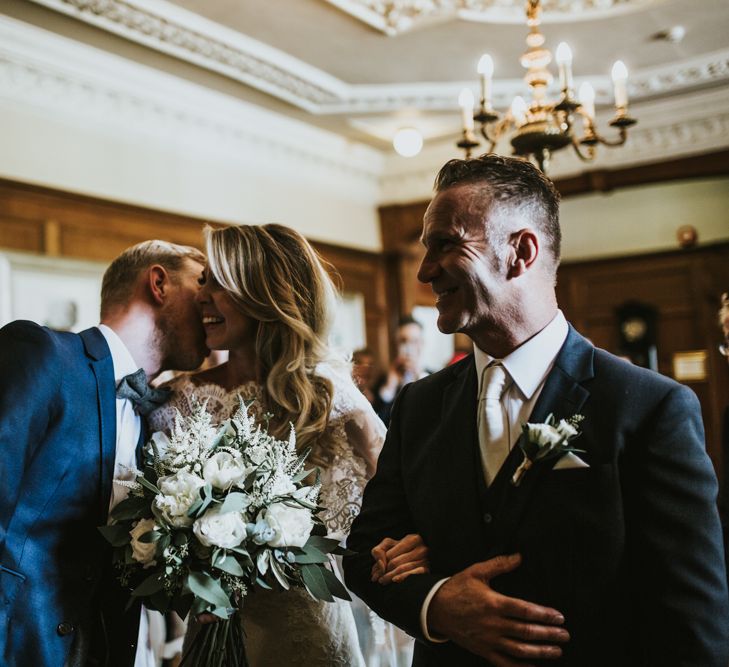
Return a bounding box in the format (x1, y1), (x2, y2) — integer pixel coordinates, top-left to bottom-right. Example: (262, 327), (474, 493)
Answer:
(560, 177), (729, 261)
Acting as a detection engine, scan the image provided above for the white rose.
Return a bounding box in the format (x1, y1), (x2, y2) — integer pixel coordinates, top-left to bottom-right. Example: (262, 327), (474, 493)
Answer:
(527, 423), (563, 448)
(129, 518), (158, 568)
(555, 419), (578, 439)
(263, 502), (314, 548)
(203, 452), (250, 491)
(193, 506), (247, 549)
(154, 470), (206, 527)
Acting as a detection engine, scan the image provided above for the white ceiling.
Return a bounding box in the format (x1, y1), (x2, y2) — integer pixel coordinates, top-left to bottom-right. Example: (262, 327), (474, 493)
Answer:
(4, 0), (729, 166)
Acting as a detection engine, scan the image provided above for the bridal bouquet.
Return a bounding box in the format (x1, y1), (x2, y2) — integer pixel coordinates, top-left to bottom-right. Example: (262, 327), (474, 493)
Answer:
(99, 398), (350, 667)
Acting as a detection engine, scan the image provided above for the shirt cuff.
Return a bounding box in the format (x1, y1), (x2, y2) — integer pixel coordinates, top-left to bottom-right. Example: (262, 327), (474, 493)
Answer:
(420, 578), (450, 643)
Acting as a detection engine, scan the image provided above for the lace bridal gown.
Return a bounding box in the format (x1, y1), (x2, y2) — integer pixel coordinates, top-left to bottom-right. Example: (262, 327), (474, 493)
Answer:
(148, 363), (411, 667)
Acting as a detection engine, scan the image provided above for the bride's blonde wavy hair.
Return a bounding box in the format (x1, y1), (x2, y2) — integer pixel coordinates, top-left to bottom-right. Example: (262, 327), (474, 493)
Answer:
(204, 223), (338, 467)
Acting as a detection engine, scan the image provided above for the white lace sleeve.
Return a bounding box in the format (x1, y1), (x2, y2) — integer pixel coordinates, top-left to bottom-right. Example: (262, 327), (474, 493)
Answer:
(322, 362), (386, 480)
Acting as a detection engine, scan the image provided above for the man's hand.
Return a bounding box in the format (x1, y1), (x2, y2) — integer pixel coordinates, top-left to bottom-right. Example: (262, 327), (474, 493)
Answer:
(428, 554), (569, 667)
(371, 533), (430, 584)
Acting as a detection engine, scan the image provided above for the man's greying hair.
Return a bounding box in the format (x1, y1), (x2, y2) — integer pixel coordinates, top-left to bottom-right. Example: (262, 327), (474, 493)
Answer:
(434, 154), (562, 272)
(100, 240), (205, 317)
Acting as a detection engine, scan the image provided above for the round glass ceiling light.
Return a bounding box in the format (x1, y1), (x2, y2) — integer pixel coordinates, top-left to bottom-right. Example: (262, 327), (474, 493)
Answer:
(393, 127), (423, 157)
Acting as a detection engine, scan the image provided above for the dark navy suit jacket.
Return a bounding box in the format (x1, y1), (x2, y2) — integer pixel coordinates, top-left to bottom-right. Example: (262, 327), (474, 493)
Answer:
(345, 326), (729, 666)
(0, 321), (138, 667)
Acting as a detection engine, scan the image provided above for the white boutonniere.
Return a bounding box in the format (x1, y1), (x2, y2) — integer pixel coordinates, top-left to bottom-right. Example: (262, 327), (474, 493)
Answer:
(511, 413), (585, 486)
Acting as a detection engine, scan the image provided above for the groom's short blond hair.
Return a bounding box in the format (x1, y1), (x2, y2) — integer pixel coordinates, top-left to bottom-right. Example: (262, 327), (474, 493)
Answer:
(100, 240), (205, 317)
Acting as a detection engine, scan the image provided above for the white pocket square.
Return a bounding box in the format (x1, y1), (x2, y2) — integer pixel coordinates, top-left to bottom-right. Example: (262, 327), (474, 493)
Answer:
(552, 452), (590, 470)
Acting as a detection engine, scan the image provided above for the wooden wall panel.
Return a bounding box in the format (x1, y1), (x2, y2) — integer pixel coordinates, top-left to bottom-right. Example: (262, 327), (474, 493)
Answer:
(557, 243), (729, 484)
(0, 178), (390, 369)
(0, 217), (44, 253)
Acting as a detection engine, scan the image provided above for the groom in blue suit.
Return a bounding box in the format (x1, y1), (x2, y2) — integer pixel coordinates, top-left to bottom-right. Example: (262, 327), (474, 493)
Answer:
(0, 240), (208, 666)
(345, 155), (729, 665)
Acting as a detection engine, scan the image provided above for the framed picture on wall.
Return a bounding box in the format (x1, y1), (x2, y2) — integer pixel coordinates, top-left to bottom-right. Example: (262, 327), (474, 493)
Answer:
(330, 291), (367, 356)
(0, 251), (106, 331)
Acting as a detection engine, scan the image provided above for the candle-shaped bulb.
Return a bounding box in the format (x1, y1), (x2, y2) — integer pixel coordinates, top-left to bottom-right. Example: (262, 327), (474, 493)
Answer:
(511, 95), (528, 127)
(555, 42), (574, 93)
(555, 42), (572, 66)
(458, 88), (475, 131)
(611, 60), (629, 108)
(477, 54), (494, 109)
(478, 54), (494, 77)
(578, 82), (595, 120)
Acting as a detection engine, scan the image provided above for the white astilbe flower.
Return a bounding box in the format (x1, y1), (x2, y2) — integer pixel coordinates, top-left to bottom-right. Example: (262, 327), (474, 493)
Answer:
(160, 400), (218, 474)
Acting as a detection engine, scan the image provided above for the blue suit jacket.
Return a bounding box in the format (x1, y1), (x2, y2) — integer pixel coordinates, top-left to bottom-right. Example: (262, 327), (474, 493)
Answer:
(0, 321), (137, 666)
(345, 326), (729, 666)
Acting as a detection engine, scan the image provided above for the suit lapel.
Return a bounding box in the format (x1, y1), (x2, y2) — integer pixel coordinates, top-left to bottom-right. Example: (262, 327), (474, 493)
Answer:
(80, 327), (117, 519)
(488, 326), (595, 549)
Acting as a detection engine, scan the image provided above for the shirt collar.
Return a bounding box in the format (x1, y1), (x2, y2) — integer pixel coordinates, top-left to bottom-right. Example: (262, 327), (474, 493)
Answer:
(97, 324), (139, 383)
(473, 310), (569, 400)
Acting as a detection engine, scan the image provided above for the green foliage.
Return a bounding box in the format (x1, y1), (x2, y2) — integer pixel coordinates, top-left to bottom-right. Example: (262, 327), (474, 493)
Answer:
(98, 523), (131, 547)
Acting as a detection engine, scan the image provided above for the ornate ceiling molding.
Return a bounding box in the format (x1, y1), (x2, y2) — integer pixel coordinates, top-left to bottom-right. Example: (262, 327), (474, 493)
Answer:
(27, 0), (729, 116)
(326, 0), (666, 35)
(0, 16), (383, 184)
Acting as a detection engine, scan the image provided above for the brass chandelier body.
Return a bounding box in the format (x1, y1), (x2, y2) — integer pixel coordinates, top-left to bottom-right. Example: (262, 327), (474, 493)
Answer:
(457, 0), (637, 172)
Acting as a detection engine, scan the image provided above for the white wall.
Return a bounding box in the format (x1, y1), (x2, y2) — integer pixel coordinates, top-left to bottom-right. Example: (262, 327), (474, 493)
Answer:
(560, 178), (729, 261)
(0, 15), (384, 251)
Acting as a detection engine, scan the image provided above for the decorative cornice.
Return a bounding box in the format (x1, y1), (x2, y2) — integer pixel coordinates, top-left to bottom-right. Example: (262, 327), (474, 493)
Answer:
(326, 0), (664, 35)
(0, 16), (383, 184)
(27, 0), (729, 116)
(28, 0), (345, 111)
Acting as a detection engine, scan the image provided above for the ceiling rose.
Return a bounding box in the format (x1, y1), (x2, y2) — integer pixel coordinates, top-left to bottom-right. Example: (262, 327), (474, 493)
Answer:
(325, 0), (666, 35)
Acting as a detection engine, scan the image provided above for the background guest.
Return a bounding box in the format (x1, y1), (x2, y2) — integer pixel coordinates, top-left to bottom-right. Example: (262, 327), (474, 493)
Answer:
(372, 315), (429, 425)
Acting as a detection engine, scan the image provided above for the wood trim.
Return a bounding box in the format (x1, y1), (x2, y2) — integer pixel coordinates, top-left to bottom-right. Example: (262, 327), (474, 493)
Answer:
(378, 149), (729, 253)
(0, 177), (391, 369)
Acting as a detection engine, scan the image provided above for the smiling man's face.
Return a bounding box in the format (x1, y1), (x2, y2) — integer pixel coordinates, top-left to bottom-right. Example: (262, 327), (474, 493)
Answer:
(417, 184), (510, 339)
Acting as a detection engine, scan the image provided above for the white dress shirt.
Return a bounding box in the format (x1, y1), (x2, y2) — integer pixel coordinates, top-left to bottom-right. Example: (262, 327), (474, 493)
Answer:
(97, 325), (155, 667)
(420, 311), (569, 642)
(98, 324), (142, 512)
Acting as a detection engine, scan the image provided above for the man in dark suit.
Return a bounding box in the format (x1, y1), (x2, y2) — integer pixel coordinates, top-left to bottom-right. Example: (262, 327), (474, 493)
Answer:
(344, 155), (729, 666)
(0, 240), (208, 667)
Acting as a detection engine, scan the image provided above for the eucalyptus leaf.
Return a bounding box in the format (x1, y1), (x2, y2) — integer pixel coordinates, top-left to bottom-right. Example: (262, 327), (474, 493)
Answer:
(98, 523), (131, 547)
(186, 498), (203, 518)
(294, 545), (327, 564)
(301, 563), (333, 602)
(304, 535), (340, 554)
(320, 566), (351, 601)
(219, 492), (250, 514)
(187, 572), (231, 609)
(214, 554), (244, 577)
(138, 476), (161, 496)
(110, 495), (148, 522)
(138, 530), (163, 544)
(269, 557), (290, 591)
(131, 572), (165, 598)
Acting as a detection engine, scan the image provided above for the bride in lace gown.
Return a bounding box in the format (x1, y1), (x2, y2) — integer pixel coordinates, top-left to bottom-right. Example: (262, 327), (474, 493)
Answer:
(149, 223), (421, 666)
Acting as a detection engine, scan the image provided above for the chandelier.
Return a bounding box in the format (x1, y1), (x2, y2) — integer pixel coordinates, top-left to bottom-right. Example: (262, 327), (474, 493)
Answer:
(456, 0), (637, 172)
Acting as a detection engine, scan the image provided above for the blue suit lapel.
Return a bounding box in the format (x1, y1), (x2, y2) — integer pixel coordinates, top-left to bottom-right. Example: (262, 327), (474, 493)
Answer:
(486, 326), (594, 549)
(79, 327), (117, 519)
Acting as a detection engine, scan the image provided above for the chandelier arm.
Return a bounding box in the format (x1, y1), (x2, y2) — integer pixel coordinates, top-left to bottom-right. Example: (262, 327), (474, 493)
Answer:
(596, 127), (629, 147)
(571, 140), (596, 163)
